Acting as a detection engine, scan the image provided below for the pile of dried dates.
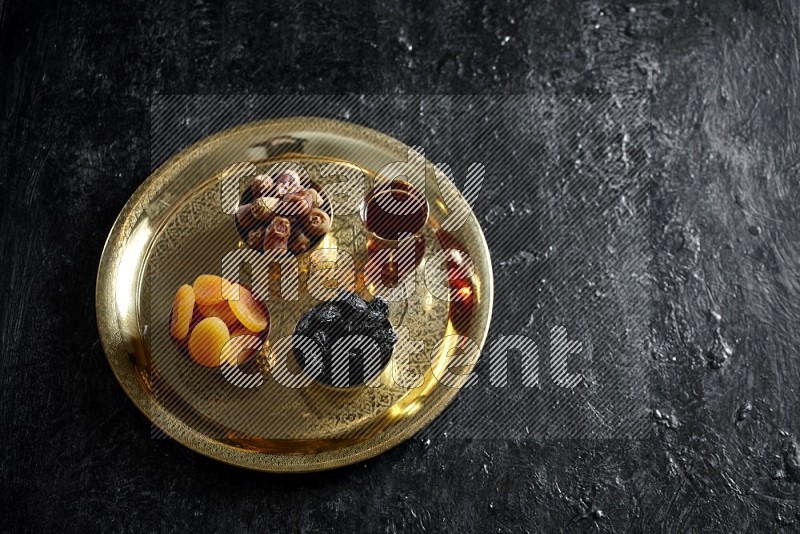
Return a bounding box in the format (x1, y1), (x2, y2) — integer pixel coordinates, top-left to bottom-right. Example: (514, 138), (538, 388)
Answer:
(235, 169), (331, 255)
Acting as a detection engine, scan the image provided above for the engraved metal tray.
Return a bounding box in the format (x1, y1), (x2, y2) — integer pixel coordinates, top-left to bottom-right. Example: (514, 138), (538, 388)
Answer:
(96, 118), (493, 472)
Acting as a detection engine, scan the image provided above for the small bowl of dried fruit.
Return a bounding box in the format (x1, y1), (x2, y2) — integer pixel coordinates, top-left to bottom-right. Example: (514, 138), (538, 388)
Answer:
(169, 274), (270, 371)
(234, 168), (332, 256)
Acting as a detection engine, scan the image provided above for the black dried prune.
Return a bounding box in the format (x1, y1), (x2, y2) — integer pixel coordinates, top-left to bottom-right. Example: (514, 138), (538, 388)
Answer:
(377, 341), (395, 358)
(353, 309), (383, 332)
(373, 327), (398, 345)
(312, 329), (328, 351)
(316, 303), (341, 323)
(296, 311), (314, 335)
(337, 291), (368, 313)
(368, 296), (389, 316)
(292, 291), (397, 388)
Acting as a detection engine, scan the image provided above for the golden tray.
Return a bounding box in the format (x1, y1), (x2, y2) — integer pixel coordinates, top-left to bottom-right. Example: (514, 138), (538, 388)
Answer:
(96, 117), (494, 472)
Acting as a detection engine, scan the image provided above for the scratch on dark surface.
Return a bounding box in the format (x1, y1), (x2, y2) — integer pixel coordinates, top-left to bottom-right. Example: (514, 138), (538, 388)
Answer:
(783, 439), (800, 484)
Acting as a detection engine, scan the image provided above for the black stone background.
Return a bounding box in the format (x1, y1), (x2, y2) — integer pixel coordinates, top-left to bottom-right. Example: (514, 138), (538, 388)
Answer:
(2, 0), (800, 532)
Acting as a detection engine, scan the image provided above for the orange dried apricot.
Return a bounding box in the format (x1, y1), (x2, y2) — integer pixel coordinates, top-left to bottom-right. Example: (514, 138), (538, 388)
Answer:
(169, 284), (195, 341)
(188, 317), (230, 367)
(220, 334), (262, 366)
(227, 283), (269, 333)
(193, 274), (231, 306)
(197, 301), (239, 330)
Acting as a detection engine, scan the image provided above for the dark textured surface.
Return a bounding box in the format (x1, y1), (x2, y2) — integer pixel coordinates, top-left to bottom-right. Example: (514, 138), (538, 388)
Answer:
(2, 0), (800, 532)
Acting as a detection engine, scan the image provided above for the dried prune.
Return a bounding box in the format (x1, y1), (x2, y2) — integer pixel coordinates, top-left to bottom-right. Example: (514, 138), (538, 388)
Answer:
(337, 291), (368, 313)
(312, 329), (328, 351)
(292, 291), (396, 387)
(295, 311), (314, 334)
(316, 303), (341, 323)
(373, 328), (397, 345)
(368, 296), (389, 315)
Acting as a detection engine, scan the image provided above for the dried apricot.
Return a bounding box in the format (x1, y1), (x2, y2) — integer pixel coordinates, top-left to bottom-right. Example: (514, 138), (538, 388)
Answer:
(193, 274), (231, 306)
(188, 317), (230, 367)
(228, 284), (269, 333)
(197, 301), (239, 330)
(169, 284), (195, 341)
(220, 334), (262, 366)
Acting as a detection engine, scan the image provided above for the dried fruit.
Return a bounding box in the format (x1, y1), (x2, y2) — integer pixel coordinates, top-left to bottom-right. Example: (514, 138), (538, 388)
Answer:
(170, 284), (195, 340)
(316, 303), (341, 323)
(277, 191), (312, 218)
(237, 169), (331, 255)
(337, 291), (368, 313)
(312, 329), (328, 351)
(263, 216), (291, 250)
(198, 301), (239, 330)
(251, 174), (273, 199)
(230, 325), (259, 338)
(236, 204), (258, 231)
(274, 169), (301, 188)
(171, 276), (270, 368)
(271, 181), (302, 197)
(304, 207), (331, 237)
(373, 327), (397, 344)
(220, 334), (261, 366)
(306, 188), (324, 208)
(228, 283), (269, 332)
(288, 231), (311, 255)
(193, 274), (230, 306)
(188, 317), (231, 367)
(368, 296), (389, 315)
(293, 291), (396, 387)
(295, 312), (314, 333)
(251, 197), (280, 221)
(246, 227), (265, 250)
